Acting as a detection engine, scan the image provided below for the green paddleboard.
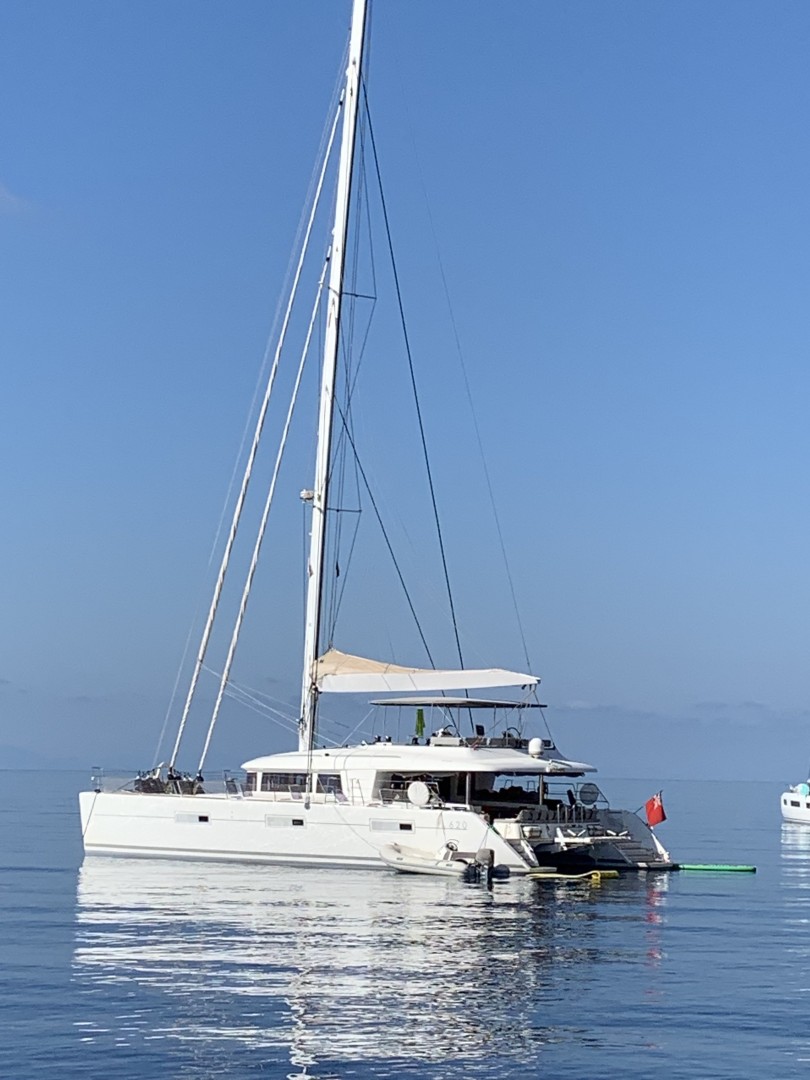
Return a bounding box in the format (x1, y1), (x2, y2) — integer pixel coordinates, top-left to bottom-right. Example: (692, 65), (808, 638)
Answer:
(674, 863), (756, 873)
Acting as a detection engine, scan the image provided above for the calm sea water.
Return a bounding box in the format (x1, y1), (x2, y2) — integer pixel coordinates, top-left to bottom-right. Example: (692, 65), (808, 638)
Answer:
(1, 770), (808, 1078)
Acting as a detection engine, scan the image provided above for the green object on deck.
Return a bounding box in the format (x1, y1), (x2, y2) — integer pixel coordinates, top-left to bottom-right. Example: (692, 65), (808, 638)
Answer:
(415, 708), (425, 739)
(674, 863), (756, 873)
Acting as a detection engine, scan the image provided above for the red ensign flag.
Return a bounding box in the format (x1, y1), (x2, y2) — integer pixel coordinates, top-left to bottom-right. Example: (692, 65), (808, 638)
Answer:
(645, 791), (666, 827)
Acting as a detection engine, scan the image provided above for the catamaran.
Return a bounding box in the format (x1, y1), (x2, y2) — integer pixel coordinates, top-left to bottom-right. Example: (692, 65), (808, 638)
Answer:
(79, 0), (673, 875)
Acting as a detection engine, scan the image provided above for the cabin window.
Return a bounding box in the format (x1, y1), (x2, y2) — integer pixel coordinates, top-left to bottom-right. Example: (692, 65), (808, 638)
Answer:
(261, 772), (308, 793)
(399, 823), (413, 831)
(245, 772), (257, 793)
(198, 815), (209, 823)
(473, 774), (540, 803)
(292, 819), (304, 827)
(316, 773), (344, 796)
(791, 800), (801, 807)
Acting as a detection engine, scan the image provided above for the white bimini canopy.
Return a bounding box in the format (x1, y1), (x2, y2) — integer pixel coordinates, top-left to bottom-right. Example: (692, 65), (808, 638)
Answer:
(315, 649), (538, 695)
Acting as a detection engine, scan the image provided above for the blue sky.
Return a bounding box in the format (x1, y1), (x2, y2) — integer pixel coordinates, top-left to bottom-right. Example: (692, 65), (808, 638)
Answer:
(2, 1), (810, 781)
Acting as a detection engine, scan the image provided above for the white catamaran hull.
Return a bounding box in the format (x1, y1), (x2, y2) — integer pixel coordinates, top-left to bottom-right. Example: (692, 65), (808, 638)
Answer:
(79, 791), (530, 871)
(80, 785), (671, 872)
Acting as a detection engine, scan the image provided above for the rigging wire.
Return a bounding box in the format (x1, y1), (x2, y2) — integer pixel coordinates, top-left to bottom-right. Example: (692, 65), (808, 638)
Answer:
(332, 396), (436, 667)
(417, 193), (533, 675)
(151, 619), (202, 769)
(168, 99), (343, 771)
(361, 84), (465, 672)
(337, 706), (377, 748)
(159, 49), (348, 771)
(382, 39), (533, 674)
(219, 678), (373, 751)
(221, 690), (299, 736)
(196, 256), (331, 775)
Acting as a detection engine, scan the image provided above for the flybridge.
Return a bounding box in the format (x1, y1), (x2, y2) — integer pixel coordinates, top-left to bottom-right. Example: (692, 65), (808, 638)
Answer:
(425, 733), (556, 752)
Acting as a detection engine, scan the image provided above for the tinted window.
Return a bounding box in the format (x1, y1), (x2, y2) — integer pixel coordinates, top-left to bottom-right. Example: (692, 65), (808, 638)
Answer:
(261, 772), (308, 792)
(317, 773), (343, 795)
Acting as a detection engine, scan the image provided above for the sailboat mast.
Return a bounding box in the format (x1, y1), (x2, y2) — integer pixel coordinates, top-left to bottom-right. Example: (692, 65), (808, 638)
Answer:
(299, 0), (368, 753)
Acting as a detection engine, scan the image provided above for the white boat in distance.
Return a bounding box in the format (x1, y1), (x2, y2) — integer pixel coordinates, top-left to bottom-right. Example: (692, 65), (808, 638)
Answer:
(79, 0), (672, 875)
(781, 780), (810, 824)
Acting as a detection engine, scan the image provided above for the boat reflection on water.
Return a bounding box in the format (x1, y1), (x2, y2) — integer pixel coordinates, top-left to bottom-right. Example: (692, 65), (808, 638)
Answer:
(781, 818), (810, 1080)
(781, 822), (810, 896)
(73, 859), (669, 1077)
